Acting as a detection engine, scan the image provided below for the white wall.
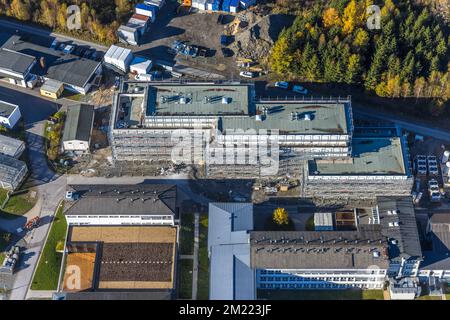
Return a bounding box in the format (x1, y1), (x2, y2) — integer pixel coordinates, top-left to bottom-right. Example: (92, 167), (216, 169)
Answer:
(0, 105), (21, 129)
(63, 140), (90, 152)
(65, 214), (175, 226)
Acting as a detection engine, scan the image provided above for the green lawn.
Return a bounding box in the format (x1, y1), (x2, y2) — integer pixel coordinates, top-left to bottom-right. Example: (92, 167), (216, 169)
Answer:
(31, 203), (67, 290)
(0, 188), (8, 206)
(416, 295), (442, 300)
(0, 231), (12, 265)
(197, 213), (209, 300)
(1, 190), (37, 216)
(177, 259), (193, 299)
(180, 212), (194, 255)
(258, 289), (384, 300)
(305, 215), (315, 231)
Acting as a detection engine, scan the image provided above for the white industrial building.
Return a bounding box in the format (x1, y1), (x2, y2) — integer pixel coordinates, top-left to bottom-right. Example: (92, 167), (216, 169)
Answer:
(62, 104), (95, 153)
(104, 45), (134, 73)
(64, 184), (178, 226)
(0, 100), (21, 129)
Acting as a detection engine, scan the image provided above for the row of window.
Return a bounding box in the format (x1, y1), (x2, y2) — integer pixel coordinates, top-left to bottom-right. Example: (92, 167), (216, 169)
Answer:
(259, 283), (382, 289)
(258, 276), (382, 283)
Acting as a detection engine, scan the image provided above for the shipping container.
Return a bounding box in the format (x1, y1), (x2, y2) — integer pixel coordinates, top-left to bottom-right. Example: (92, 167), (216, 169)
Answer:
(221, 0), (231, 12)
(135, 3), (158, 22)
(230, 0), (239, 12)
(206, 0), (214, 10)
(212, 0), (222, 11)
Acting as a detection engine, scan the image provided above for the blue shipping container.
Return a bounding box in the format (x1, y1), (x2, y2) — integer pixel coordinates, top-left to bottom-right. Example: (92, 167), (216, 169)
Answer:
(230, 0), (239, 8)
(221, 0), (231, 12)
(212, 0), (222, 11)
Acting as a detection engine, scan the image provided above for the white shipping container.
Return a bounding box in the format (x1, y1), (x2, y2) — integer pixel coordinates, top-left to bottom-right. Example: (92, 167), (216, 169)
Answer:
(104, 45), (133, 72)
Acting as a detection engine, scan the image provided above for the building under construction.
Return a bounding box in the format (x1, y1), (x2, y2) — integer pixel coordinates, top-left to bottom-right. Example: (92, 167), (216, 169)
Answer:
(109, 80), (414, 199)
(110, 81), (353, 178)
(302, 136), (413, 199)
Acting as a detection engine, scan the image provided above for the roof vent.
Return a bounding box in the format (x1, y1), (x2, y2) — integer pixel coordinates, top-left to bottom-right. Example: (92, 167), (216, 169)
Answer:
(303, 113), (312, 121)
(179, 97), (187, 104)
(255, 114), (263, 122)
(373, 251), (380, 258)
(392, 210), (399, 215)
(393, 221), (400, 227)
(222, 97), (230, 104)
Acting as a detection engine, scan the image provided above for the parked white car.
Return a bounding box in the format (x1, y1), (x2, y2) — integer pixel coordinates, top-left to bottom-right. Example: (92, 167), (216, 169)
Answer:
(239, 71), (256, 78)
(275, 81), (289, 89)
(292, 85), (308, 94)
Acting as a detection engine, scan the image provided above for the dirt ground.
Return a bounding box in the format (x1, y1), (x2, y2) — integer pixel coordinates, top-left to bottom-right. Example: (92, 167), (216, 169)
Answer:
(63, 252), (96, 292)
(135, 2), (265, 78)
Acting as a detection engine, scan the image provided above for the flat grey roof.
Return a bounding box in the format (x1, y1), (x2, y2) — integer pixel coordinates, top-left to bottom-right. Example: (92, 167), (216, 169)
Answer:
(146, 84), (251, 116)
(2, 34), (100, 88)
(0, 100), (18, 118)
(208, 202), (253, 249)
(65, 184), (177, 216)
(376, 196), (422, 260)
(0, 48), (35, 74)
(222, 102), (349, 134)
(250, 230), (390, 269)
(429, 213), (450, 252)
(0, 135), (25, 157)
(309, 137), (407, 176)
(62, 104), (94, 142)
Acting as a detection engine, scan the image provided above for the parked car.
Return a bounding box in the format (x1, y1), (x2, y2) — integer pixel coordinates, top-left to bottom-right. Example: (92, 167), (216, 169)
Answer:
(275, 81), (289, 89)
(57, 43), (66, 51)
(50, 39), (59, 49)
(292, 85), (308, 94)
(63, 45), (75, 54)
(83, 49), (94, 59)
(239, 71), (256, 78)
(221, 47), (234, 57)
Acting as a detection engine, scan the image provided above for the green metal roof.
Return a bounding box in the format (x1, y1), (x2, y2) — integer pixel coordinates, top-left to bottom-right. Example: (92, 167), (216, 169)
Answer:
(62, 104), (94, 142)
(221, 102), (348, 134)
(309, 137), (407, 176)
(146, 84), (250, 116)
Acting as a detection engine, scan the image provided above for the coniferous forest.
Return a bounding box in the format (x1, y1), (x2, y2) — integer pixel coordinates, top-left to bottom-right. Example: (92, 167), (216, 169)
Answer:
(269, 0), (449, 104)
